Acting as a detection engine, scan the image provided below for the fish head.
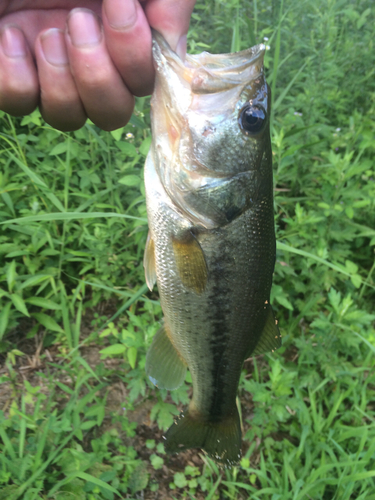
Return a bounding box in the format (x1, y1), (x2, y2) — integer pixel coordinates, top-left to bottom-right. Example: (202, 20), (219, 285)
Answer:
(151, 31), (272, 227)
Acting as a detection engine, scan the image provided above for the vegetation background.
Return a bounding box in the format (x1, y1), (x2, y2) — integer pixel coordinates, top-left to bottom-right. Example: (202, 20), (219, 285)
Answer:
(0, 0), (374, 498)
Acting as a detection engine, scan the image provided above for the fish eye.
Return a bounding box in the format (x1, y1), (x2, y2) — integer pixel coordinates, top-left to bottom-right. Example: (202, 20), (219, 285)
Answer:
(239, 104), (267, 135)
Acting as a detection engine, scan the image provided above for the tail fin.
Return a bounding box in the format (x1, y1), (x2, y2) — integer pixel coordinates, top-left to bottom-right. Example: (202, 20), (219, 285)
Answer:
(164, 409), (241, 466)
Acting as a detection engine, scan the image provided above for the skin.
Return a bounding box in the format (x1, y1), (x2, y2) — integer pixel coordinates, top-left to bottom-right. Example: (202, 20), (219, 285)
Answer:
(0, 0), (196, 131)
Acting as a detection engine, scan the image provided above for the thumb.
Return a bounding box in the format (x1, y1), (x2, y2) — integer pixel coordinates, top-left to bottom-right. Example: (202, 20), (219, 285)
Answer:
(141, 0), (196, 59)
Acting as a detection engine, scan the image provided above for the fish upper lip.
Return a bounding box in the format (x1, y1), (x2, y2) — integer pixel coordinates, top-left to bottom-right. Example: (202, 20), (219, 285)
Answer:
(151, 29), (265, 68)
(152, 29), (265, 94)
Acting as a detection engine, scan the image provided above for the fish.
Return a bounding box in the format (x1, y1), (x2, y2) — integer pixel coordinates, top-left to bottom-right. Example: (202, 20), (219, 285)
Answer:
(143, 31), (281, 466)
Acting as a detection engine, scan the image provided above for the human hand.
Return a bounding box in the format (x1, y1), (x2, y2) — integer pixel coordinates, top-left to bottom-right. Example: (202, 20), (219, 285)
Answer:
(0, 0), (196, 131)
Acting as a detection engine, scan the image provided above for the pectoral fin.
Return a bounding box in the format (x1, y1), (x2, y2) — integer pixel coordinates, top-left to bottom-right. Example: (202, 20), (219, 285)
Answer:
(143, 231), (157, 291)
(172, 231), (208, 294)
(252, 303), (281, 355)
(146, 324), (187, 390)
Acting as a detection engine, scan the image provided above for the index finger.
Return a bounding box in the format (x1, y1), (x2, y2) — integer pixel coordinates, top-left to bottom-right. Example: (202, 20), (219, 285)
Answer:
(101, 0), (154, 97)
(101, 0), (196, 97)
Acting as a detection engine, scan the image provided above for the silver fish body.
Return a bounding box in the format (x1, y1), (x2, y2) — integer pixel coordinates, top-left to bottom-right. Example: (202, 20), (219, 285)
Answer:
(144, 32), (281, 465)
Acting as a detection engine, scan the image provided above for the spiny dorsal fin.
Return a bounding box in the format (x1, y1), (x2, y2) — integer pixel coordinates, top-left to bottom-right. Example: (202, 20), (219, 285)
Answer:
(146, 323), (187, 390)
(143, 231), (157, 291)
(252, 303), (281, 355)
(172, 231), (208, 294)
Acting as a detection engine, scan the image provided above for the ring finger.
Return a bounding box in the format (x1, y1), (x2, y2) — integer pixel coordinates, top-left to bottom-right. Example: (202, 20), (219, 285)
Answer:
(35, 28), (86, 131)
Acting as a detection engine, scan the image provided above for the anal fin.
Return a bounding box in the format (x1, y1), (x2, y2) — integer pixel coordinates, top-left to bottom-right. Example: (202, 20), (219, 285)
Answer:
(146, 324), (187, 390)
(143, 231), (157, 291)
(172, 231), (208, 294)
(252, 303), (281, 356)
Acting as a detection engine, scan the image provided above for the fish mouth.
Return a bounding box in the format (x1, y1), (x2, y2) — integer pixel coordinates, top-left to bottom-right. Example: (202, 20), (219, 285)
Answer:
(152, 29), (265, 95)
(151, 29), (266, 126)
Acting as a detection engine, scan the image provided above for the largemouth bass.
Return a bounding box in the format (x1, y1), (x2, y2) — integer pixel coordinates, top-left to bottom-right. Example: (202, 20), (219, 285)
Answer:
(143, 32), (281, 466)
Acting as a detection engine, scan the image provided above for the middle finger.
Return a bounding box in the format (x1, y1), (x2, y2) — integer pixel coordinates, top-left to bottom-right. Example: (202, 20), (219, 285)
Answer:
(66, 8), (134, 131)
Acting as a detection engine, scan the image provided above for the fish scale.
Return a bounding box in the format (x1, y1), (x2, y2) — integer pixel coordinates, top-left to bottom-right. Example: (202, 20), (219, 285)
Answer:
(143, 31), (281, 465)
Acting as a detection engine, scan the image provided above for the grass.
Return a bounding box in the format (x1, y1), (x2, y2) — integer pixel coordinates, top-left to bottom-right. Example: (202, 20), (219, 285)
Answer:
(0, 0), (375, 498)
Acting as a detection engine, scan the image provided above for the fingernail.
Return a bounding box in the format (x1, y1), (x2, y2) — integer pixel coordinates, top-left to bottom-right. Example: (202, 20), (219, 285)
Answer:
(41, 29), (68, 66)
(104, 0), (137, 30)
(175, 35), (187, 60)
(1, 25), (27, 58)
(67, 8), (102, 47)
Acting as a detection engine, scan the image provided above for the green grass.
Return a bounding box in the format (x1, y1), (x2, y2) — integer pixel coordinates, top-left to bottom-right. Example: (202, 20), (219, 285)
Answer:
(0, 0), (375, 498)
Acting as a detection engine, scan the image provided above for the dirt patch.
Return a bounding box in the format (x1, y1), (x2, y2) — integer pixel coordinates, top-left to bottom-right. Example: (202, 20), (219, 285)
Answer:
(0, 310), (299, 498)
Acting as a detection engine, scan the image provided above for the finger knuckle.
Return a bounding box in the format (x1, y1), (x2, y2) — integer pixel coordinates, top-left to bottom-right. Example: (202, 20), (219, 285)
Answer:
(0, 75), (36, 99)
(77, 66), (111, 91)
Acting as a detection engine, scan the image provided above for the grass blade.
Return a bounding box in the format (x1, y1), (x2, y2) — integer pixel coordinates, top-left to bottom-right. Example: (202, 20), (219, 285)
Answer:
(270, 0), (283, 105)
(75, 471), (123, 496)
(32, 420), (50, 474)
(0, 426), (16, 461)
(0, 211), (147, 225)
(334, 324), (375, 354)
(7, 152), (47, 188)
(19, 395), (26, 459)
(273, 59), (310, 112)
